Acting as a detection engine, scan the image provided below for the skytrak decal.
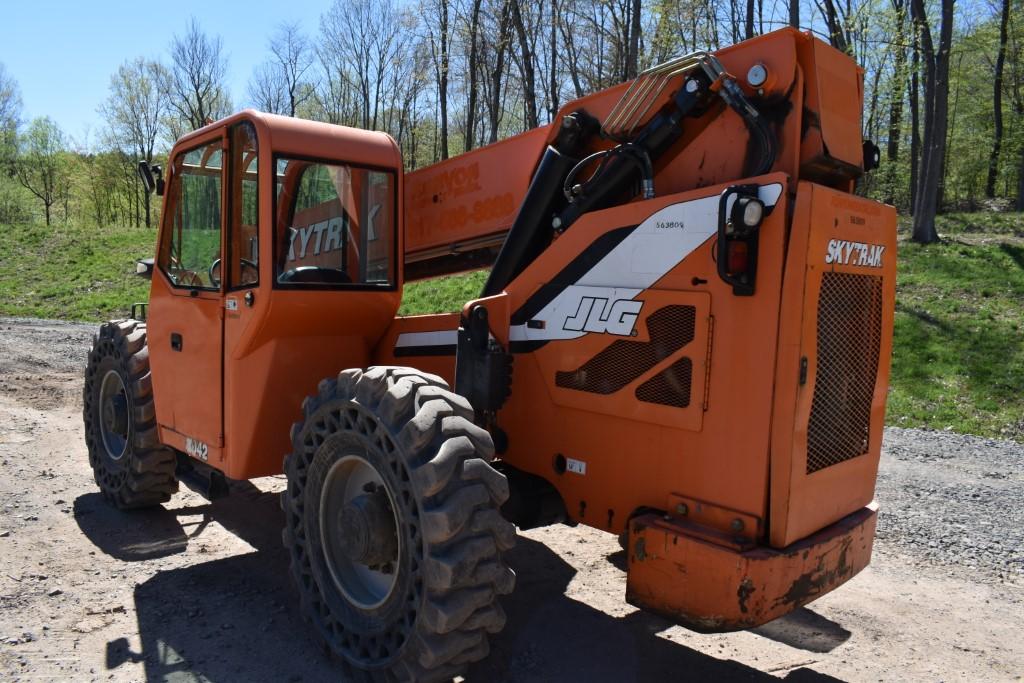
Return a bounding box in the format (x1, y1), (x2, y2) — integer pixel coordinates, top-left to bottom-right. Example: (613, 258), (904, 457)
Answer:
(287, 218), (346, 260)
(824, 239), (885, 268)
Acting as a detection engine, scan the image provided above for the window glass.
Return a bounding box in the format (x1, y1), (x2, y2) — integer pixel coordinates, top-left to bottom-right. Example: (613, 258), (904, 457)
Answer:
(160, 140), (223, 289)
(228, 123), (259, 287)
(275, 158), (395, 287)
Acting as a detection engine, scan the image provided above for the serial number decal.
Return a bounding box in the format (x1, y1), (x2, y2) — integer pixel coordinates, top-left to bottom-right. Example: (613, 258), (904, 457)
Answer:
(825, 239), (885, 268)
(185, 437), (209, 462)
(566, 458), (587, 475)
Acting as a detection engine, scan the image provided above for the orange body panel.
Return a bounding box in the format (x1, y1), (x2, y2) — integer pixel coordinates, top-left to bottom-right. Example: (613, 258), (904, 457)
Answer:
(769, 183), (896, 546)
(372, 313), (460, 386)
(488, 175), (791, 534)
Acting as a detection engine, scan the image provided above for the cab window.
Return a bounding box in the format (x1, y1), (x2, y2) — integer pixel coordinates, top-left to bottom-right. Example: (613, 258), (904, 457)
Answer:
(160, 140), (223, 289)
(275, 158), (395, 287)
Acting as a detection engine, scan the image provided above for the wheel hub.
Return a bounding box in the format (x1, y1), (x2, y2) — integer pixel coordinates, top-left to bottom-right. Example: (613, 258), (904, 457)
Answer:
(102, 394), (128, 435)
(98, 369), (129, 461)
(336, 486), (398, 567)
(319, 453), (402, 609)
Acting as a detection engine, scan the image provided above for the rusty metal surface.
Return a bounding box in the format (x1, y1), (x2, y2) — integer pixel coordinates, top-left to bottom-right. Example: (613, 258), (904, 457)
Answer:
(625, 503), (878, 632)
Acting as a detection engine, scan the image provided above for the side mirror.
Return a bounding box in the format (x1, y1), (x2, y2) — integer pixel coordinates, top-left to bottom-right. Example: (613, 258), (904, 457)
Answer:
(137, 162), (165, 196)
(138, 161), (155, 194)
(135, 257), (155, 280)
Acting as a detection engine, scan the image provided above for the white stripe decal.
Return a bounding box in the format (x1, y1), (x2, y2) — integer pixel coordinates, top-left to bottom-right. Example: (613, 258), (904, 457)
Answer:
(509, 183), (783, 343)
(395, 330), (458, 348)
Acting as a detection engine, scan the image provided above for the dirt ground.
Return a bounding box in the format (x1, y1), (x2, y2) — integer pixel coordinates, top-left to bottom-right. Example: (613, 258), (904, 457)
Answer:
(0, 318), (1021, 682)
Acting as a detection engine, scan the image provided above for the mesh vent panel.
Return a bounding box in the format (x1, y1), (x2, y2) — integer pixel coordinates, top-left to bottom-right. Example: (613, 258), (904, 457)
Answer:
(555, 305), (695, 395)
(806, 272), (883, 474)
(635, 357), (693, 408)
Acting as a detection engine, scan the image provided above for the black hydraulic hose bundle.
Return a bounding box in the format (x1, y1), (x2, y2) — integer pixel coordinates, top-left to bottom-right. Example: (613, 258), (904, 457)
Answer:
(481, 68), (778, 297)
(718, 77), (777, 177)
(551, 72), (718, 233)
(481, 110), (601, 297)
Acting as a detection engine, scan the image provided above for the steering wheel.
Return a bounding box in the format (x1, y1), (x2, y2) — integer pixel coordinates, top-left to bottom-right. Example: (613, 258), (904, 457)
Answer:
(209, 258), (258, 287)
(278, 266), (352, 284)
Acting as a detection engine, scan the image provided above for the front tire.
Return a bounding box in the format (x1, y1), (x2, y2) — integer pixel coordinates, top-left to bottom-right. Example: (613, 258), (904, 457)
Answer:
(83, 319), (178, 509)
(283, 367), (516, 682)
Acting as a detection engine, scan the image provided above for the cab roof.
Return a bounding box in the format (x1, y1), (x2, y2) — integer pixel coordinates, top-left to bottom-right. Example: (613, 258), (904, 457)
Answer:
(174, 109), (402, 171)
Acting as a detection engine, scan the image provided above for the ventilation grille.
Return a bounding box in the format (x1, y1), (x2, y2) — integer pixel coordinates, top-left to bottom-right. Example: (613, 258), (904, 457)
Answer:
(556, 305), (695, 395)
(636, 357), (693, 408)
(806, 272), (883, 474)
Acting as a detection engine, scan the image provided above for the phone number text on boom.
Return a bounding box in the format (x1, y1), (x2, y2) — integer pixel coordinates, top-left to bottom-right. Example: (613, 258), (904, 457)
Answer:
(440, 193), (516, 229)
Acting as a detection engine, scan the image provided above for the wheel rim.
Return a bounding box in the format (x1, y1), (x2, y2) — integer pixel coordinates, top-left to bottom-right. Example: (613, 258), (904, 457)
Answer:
(319, 453), (401, 610)
(98, 369), (129, 461)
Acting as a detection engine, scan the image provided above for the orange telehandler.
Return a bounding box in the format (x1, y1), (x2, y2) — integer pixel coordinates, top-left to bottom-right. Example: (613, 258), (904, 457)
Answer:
(83, 27), (895, 681)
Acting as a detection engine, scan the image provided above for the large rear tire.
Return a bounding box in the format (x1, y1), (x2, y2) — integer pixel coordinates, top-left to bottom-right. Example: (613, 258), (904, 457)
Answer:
(282, 367), (516, 682)
(83, 320), (178, 509)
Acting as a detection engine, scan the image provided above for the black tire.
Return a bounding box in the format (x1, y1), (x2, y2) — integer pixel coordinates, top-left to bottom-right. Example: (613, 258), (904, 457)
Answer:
(282, 366), (516, 682)
(83, 319), (178, 509)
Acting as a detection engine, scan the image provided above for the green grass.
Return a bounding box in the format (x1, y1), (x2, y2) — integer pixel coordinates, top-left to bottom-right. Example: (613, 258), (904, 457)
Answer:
(398, 270), (488, 316)
(889, 236), (1024, 439)
(2, 217), (1022, 440)
(0, 222), (156, 320)
(898, 211), (1024, 236)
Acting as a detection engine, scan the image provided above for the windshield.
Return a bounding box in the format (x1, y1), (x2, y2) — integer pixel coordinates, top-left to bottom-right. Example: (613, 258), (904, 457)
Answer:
(275, 158), (396, 288)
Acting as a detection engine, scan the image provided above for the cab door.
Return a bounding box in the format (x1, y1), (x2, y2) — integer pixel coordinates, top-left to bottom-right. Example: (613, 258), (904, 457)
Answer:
(149, 129), (227, 457)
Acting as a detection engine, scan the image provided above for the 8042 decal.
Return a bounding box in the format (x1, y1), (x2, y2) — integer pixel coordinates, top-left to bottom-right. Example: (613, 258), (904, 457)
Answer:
(185, 437), (209, 462)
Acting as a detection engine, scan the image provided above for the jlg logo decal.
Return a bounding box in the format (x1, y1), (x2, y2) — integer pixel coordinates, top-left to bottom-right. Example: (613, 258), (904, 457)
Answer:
(563, 296), (643, 336)
(825, 239), (885, 268)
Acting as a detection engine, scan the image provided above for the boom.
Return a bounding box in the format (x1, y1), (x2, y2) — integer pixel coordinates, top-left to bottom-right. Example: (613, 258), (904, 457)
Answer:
(403, 28), (869, 280)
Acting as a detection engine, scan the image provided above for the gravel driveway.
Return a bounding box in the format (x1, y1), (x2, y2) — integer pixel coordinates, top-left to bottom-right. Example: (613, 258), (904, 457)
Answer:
(0, 317), (1021, 681)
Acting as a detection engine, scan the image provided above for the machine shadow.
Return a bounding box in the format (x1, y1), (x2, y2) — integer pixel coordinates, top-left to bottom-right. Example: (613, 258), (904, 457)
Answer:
(465, 537), (849, 683)
(80, 486), (848, 682)
(752, 607), (852, 653)
(74, 492), (189, 561)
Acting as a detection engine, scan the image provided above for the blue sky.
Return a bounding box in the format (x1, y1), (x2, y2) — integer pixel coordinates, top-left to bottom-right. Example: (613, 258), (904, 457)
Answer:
(0, 0), (330, 143)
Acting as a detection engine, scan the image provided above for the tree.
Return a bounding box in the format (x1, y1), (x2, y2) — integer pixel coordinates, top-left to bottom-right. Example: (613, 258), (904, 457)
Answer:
(164, 18), (231, 132)
(910, 0), (955, 243)
(248, 62), (289, 115)
(986, 0), (1010, 198)
(319, 0), (402, 131)
(14, 117), (71, 226)
(100, 58), (169, 227)
(249, 22), (315, 117)
(464, 0), (484, 151)
(883, 0), (909, 204)
(509, 0), (539, 129)
(0, 62), (21, 161)
(429, 0), (452, 158)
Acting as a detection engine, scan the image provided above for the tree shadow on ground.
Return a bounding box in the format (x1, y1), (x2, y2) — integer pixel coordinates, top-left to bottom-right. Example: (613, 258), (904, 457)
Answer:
(1000, 242), (1024, 270)
(77, 484), (853, 682)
